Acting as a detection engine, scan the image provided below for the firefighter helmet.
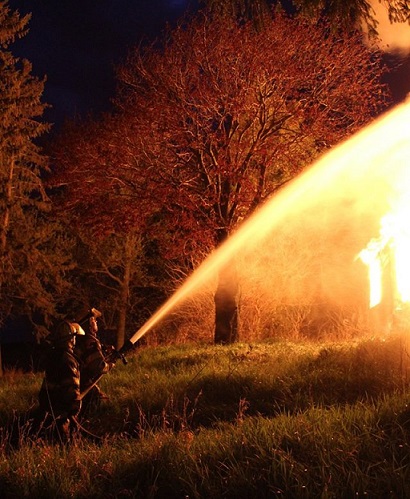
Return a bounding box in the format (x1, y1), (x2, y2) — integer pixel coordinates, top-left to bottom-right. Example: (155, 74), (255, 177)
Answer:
(69, 322), (86, 336)
(51, 321), (85, 343)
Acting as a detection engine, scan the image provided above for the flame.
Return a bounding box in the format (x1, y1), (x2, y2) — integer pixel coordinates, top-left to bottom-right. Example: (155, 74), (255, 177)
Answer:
(358, 199), (410, 308)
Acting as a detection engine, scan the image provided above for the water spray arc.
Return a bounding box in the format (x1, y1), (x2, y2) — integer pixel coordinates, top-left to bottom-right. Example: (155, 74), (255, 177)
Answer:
(126, 98), (410, 346)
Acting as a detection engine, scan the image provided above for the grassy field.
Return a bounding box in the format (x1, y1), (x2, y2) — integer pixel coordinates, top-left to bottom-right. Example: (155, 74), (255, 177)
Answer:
(1, 335), (410, 498)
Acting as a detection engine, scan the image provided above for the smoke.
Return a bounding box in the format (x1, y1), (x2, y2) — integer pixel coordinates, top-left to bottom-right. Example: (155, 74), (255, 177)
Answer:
(366, 0), (410, 54)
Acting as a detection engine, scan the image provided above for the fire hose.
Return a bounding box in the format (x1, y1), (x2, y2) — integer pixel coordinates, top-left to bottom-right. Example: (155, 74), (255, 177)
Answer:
(78, 339), (135, 401)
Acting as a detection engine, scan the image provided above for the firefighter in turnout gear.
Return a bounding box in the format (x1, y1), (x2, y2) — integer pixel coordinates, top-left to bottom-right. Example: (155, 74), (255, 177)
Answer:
(74, 308), (113, 410)
(37, 320), (85, 442)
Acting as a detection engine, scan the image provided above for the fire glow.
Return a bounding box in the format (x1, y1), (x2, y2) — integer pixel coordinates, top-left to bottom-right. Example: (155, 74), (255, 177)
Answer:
(130, 97), (410, 343)
(358, 200), (410, 309)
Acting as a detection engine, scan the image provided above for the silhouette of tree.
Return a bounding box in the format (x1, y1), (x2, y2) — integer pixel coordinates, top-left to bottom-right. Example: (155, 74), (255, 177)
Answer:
(293, 0), (410, 36)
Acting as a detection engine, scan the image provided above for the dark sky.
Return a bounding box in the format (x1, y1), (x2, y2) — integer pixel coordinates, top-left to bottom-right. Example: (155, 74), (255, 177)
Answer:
(7, 0), (410, 129)
(8, 0), (195, 127)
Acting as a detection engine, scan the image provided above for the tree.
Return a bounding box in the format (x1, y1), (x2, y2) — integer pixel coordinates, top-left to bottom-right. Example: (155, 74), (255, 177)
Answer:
(203, 0), (271, 23)
(295, 0), (410, 24)
(71, 229), (148, 351)
(115, 10), (389, 343)
(47, 115), (165, 350)
(0, 2), (71, 372)
(203, 0), (410, 35)
(0, 1), (48, 269)
(292, 0), (410, 36)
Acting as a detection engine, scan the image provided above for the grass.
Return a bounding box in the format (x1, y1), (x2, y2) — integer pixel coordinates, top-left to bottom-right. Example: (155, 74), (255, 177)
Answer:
(1, 334), (410, 497)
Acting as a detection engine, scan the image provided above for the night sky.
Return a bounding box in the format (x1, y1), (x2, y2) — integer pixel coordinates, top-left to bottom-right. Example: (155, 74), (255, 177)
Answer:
(7, 0), (410, 128)
(8, 0), (195, 127)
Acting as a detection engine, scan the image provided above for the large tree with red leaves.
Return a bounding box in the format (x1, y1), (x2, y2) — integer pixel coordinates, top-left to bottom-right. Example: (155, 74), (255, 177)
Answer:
(51, 9), (389, 344)
(48, 113), (164, 349)
(114, 10), (389, 343)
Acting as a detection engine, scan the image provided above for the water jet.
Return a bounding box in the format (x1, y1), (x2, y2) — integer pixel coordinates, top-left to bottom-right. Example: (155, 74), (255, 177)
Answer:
(130, 98), (410, 344)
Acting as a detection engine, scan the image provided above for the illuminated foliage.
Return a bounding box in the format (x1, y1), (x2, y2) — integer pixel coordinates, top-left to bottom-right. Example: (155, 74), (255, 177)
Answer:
(51, 9), (390, 344)
(119, 10), (389, 343)
(117, 10), (389, 251)
(0, 2), (49, 257)
(48, 116), (164, 349)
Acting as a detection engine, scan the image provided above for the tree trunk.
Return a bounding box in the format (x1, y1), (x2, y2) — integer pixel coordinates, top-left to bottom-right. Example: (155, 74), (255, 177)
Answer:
(0, 155), (14, 257)
(115, 234), (135, 350)
(214, 264), (239, 344)
(116, 281), (128, 350)
(0, 155), (14, 377)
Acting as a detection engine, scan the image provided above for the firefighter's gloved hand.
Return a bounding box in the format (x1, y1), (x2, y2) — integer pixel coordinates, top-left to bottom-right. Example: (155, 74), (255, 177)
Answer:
(89, 317), (98, 334)
(103, 345), (117, 366)
(102, 360), (115, 373)
(104, 344), (116, 355)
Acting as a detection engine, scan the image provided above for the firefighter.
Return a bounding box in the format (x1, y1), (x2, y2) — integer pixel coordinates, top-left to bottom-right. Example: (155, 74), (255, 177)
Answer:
(37, 320), (85, 442)
(74, 309), (113, 410)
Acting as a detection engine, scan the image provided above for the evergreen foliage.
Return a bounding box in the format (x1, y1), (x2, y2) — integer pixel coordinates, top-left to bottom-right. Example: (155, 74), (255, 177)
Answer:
(0, 1), (73, 344)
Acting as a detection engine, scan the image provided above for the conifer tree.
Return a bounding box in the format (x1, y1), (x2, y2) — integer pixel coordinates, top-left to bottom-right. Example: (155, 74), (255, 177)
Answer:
(0, 1), (48, 273)
(0, 2), (72, 370)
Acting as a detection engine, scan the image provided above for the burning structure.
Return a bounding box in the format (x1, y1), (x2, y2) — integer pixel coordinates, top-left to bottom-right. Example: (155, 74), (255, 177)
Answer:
(358, 197), (410, 333)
